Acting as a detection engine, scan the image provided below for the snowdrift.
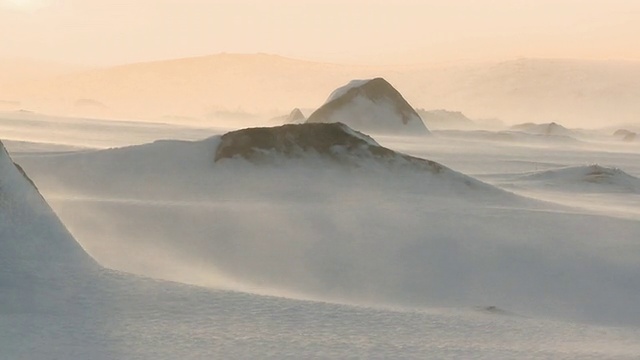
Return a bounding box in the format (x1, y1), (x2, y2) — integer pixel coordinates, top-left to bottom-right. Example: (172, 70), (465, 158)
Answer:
(517, 164), (640, 193)
(306, 78), (429, 135)
(16, 125), (640, 327)
(0, 141), (98, 294)
(7, 136), (640, 358)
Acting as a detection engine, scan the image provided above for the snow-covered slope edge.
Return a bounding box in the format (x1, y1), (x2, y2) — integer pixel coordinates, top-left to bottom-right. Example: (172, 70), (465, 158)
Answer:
(6, 139), (640, 358)
(0, 140), (99, 303)
(15, 125), (640, 327)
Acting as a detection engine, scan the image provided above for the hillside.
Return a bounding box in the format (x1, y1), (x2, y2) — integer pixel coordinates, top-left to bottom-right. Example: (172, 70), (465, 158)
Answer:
(3, 55), (640, 127)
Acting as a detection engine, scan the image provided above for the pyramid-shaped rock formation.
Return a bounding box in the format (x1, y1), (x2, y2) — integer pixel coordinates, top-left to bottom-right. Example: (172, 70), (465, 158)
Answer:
(286, 108), (306, 123)
(306, 78), (429, 135)
(270, 108), (306, 124)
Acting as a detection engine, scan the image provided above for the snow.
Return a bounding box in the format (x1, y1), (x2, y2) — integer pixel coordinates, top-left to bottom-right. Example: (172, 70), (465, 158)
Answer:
(15, 125), (640, 326)
(0, 141), (98, 282)
(307, 78), (430, 135)
(317, 93), (427, 134)
(324, 78), (372, 104)
(338, 122), (380, 146)
(4, 113), (640, 358)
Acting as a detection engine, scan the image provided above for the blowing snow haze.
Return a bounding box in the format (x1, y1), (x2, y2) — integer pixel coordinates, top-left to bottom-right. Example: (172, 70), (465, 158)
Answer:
(3, 1), (640, 358)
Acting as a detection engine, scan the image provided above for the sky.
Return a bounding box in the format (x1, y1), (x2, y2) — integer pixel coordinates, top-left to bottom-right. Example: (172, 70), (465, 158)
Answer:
(1, 0), (640, 66)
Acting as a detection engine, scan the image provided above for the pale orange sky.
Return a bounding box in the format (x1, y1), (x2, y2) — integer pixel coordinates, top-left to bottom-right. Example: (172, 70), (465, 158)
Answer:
(1, 0), (640, 66)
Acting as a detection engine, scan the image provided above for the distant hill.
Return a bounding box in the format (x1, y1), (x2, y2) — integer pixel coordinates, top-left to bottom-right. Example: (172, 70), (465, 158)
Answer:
(270, 108), (306, 124)
(517, 164), (640, 193)
(511, 122), (574, 136)
(4, 55), (640, 127)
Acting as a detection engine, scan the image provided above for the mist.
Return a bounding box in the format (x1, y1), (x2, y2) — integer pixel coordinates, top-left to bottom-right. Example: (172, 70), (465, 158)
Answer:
(3, 1), (640, 357)
(7, 124), (638, 326)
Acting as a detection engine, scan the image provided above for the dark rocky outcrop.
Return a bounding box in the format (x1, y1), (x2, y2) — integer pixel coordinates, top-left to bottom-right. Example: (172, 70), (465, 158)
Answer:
(214, 122), (442, 171)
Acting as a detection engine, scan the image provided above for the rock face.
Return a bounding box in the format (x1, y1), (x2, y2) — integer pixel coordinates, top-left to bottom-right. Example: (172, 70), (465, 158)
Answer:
(306, 78), (429, 135)
(214, 122), (441, 170)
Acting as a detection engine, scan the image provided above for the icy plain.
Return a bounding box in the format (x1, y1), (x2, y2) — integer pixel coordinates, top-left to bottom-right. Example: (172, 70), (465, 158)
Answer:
(2, 111), (640, 359)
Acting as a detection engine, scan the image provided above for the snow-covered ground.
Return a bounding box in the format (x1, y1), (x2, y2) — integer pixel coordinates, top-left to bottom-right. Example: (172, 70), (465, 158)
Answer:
(3, 112), (640, 358)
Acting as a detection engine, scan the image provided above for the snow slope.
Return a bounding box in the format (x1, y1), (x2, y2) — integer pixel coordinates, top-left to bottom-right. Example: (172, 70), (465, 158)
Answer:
(7, 139), (640, 358)
(306, 78), (429, 135)
(0, 141), (99, 311)
(16, 124), (640, 327)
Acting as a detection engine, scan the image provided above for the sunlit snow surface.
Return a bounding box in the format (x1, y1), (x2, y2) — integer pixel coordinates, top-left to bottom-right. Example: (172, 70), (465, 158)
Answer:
(3, 112), (640, 358)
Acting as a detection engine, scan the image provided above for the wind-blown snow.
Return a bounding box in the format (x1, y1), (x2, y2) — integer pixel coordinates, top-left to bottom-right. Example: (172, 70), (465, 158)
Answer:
(5, 121), (640, 358)
(16, 127), (640, 328)
(0, 141), (98, 287)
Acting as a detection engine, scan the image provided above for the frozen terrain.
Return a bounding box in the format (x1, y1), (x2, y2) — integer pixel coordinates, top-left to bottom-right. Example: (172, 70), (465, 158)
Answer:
(5, 55), (640, 127)
(3, 110), (640, 358)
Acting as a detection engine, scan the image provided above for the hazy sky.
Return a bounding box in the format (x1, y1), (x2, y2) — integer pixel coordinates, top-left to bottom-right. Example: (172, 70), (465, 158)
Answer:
(1, 0), (640, 66)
